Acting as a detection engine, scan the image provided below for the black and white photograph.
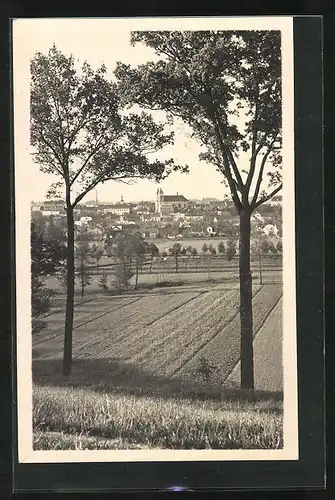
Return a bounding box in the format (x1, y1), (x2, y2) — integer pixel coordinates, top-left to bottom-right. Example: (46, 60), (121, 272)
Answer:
(13, 16), (298, 463)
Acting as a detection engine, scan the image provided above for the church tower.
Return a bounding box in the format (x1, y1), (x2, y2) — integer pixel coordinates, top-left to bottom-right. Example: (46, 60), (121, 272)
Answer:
(155, 188), (163, 214)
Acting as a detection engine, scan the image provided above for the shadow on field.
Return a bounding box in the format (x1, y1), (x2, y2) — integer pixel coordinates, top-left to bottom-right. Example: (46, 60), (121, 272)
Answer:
(32, 357), (283, 410)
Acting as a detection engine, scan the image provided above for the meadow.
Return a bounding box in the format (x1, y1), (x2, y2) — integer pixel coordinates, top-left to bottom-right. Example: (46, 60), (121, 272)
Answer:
(33, 280), (283, 450)
(33, 385), (283, 450)
(44, 266), (282, 296)
(145, 237), (281, 254)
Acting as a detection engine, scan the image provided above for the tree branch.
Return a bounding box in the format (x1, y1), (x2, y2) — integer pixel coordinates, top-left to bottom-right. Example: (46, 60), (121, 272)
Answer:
(251, 86), (260, 157)
(253, 184), (282, 209)
(37, 129), (65, 175)
(209, 114), (242, 211)
(65, 112), (93, 157)
(246, 133), (270, 194)
(250, 139), (277, 207)
(31, 152), (64, 177)
(69, 133), (107, 187)
(48, 85), (66, 159)
(213, 111), (244, 190)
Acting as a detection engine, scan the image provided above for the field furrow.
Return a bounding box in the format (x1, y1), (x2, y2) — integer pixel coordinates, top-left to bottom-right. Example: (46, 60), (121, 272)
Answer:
(175, 284), (282, 383)
(116, 288), (239, 362)
(72, 292), (199, 359)
(33, 281), (283, 393)
(92, 285), (262, 378)
(33, 296), (140, 345)
(146, 286), (263, 377)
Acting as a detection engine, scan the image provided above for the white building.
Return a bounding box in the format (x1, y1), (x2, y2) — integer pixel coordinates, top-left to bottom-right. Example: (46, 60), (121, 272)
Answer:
(80, 216), (93, 224)
(150, 214), (163, 222)
(99, 204), (131, 216)
(155, 188), (189, 215)
(206, 226), (216, 236)
(33, 199), (65, 216)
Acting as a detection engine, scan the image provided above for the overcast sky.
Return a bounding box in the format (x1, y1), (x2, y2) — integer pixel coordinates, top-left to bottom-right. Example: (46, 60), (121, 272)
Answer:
(13, 17), (292, 204)
(13, 18), (236, 203)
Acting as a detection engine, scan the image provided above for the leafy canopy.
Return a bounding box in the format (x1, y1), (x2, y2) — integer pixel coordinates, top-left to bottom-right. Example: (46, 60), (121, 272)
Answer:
(115, 31), (282, 212)
(30, 45), (187, 208)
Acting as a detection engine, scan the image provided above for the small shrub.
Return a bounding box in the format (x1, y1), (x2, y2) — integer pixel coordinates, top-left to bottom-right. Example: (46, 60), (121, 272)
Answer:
(226, 239), (237, 261)
(98, 272), (109, 291)
(218, 241), (225, 255)
(194, 356), (218, 383)
(156, 280), (185, 288)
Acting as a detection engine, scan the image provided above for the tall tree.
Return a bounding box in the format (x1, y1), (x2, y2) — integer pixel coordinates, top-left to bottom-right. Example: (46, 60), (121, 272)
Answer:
(31, 45), (185, 376)
(218, 241), (226, 256)
(75, 242), (93, 298)
(90, 243), (104, 270)
(115, 31), (282, 390)
(168, 243), (183, 272)
(132, 233), (149, 288)
(110, 233), (134, 292)
(251, 226), (265, 285)
(147, 242), (160, 274)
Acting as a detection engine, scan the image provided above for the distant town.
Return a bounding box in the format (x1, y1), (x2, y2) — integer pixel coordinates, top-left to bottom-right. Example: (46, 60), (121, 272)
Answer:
(31, 188), (282, 242)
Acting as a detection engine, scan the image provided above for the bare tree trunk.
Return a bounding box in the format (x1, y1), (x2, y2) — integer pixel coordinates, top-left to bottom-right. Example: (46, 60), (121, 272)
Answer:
(258, 249), (263, 285)
(239, 209), (254, 390)
(63, 201), (75, 377)
(135, 259), (139, 289)
(175, 255), (178, 273)
(80, 247), (85, 298)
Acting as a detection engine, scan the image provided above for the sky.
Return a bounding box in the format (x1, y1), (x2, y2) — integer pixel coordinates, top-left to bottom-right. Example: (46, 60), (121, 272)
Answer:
(13, 17), (292, 205)
(13, 18), (234, 203)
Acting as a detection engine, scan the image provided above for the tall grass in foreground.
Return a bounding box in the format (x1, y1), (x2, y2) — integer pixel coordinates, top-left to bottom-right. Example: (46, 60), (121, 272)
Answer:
(33, 385), (283, 450)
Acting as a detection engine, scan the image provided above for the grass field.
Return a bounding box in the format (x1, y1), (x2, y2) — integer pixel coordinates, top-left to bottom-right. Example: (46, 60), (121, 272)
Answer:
(33, 281), (283, 450)
(145, 237), (281, 254)
(33, 385), (283, 450)
(44, 268), (282, 296)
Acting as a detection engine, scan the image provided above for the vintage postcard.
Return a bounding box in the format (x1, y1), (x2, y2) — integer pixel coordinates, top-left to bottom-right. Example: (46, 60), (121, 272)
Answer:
(13, 16), (298, 463)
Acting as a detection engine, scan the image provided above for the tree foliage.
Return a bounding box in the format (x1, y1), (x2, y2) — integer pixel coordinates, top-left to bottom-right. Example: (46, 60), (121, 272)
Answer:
(31, 224), (66, 333)
(115, 30), (282, 212)
(31, 223), (67, 277)
(31, 45), (186, 207)
(146, 242), (160, 273)
(226, 239), (237, 261)
(75, 242), (94, 297)
(218, 241), (226, 255)
(168, 242), (183, 272)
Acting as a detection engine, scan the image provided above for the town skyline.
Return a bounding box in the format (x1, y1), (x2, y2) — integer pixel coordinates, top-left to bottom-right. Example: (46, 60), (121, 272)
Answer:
(30, 190), (230, 205)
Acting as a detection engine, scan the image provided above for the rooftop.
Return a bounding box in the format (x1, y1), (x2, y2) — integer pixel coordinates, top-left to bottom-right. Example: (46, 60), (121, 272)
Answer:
(163, 195), (188, 202)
